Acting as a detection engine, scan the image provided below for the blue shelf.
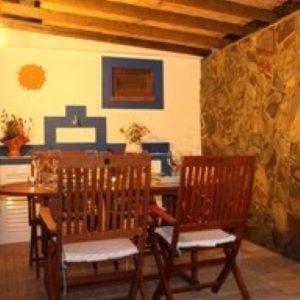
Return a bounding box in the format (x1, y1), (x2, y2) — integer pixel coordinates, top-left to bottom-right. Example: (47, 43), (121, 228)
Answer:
(0, 156), (31, 165)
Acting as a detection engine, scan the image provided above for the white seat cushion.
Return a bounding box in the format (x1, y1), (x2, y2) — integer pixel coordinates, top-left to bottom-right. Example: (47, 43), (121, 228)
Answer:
(156, 226), (236, 249)
(63, 238), (138, 263)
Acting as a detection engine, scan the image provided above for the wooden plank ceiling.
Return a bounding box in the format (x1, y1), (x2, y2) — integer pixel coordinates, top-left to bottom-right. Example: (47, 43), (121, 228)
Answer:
(0, 0), (299, 56)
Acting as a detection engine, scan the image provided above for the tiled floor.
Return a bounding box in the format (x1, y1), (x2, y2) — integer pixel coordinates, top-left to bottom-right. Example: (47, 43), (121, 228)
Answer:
(0, 240), (300, 299)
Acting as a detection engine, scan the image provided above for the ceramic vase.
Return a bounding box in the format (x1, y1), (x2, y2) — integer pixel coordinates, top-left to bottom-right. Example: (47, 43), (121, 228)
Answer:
(125, 142), (143, 153)
(2, 136), (29, 157)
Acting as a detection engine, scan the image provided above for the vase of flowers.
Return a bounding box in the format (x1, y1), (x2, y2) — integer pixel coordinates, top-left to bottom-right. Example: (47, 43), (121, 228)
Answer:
(0, 110), (33, 157)
(120, 123), (150, 153)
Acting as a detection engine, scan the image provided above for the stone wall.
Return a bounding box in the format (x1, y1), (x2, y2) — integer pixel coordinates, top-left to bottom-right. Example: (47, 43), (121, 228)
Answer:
(201, 12), (300, 259)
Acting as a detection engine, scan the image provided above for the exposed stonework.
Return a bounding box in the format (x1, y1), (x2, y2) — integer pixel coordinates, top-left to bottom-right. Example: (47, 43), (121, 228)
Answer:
(201, 12), (300, 259)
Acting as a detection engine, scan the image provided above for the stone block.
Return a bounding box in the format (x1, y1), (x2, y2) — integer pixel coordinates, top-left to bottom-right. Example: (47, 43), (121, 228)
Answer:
(276, 17), (296, 45)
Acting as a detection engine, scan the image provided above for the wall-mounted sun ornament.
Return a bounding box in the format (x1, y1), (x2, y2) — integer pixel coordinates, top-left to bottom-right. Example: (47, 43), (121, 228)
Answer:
(18, 64), (46, 90)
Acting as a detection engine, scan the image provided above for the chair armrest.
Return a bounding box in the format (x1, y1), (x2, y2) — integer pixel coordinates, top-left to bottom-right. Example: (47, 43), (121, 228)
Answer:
(150, 204), (177, 225)
(39, 206), (57, 235)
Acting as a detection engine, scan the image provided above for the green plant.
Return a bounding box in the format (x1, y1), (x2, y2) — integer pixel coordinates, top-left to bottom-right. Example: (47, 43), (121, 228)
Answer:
(0, 109), (33, 142)
(120, 122), (150, 143)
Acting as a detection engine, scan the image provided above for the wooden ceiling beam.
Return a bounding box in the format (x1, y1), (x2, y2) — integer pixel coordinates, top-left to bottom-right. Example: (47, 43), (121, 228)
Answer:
(0, 1), (228, 48)
(275, 0), (300, 18)
(0, 15), (211, 57)
(107, 0), (277, 23)
(41, 0), (252, 36)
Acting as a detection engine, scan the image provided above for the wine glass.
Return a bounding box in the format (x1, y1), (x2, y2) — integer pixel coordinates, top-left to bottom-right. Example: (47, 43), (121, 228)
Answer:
(31, 155), (41, 184)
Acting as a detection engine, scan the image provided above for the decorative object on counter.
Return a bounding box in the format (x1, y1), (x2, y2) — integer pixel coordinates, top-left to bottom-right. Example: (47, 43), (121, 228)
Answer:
(0, 110), (33, 157)
(18, 64), (46, 90)
(71, 114), (80, 126)
(102, 57), (163, 109)
(167, 150), (182, 176)
(120, 123), (150, 153)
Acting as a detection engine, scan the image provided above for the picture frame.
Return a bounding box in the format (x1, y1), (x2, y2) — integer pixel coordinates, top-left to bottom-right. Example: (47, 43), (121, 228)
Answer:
(102, 57), (163, 109)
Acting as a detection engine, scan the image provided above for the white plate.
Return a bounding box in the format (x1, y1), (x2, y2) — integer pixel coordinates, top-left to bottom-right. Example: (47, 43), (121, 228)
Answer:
(158, 176), (180, 184)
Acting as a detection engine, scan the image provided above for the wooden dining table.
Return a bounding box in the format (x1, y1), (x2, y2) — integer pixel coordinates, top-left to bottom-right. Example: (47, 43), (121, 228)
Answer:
(0, 179), (179, 230)
(0, 180), (179, 199)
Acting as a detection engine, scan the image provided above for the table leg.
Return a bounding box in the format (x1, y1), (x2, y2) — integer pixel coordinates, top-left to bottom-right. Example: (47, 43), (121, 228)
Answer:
(28, 197), (34, 267)
(28, 196), (41, 279)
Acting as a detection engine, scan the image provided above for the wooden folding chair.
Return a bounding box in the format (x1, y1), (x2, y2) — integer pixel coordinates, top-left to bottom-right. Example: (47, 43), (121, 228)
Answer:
(34, 151), (111, 277)
(151, 156), (255, 300)
(40, 153), (151, 299)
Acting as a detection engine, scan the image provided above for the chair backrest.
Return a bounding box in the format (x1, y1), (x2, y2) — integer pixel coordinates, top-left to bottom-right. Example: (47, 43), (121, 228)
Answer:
(53, 153), (151, 244)
(176, 156), (255, 236)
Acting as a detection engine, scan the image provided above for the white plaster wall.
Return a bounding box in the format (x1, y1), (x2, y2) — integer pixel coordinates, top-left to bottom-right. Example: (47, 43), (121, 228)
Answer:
(0, 28), (202, 155)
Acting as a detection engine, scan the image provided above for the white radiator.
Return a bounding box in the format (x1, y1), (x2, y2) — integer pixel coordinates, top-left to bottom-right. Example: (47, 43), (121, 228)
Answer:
(0, 164), (31, 244)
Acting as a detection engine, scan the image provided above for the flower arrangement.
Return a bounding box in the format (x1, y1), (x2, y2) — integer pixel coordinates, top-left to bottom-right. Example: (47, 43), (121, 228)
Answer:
(0, 110), (32, 142)
(0, 110), (33, 157)
(120, 122), (150, 144)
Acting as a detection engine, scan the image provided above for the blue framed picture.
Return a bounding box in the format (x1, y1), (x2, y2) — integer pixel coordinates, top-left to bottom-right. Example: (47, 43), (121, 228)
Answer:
(102, 57), (163, 109)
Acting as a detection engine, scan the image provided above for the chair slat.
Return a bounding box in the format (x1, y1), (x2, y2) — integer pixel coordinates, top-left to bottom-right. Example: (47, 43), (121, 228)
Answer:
(97, 167), (105, 232)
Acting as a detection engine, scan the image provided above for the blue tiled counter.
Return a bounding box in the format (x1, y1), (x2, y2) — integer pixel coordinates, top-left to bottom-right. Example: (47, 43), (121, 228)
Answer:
(0, 156), (31, 165)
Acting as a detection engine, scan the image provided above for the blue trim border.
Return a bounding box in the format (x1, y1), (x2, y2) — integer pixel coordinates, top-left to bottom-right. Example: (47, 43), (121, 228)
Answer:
(102, 57), (164, 109)
(44, 106), (107, 150)
(0, 106), (171, 174)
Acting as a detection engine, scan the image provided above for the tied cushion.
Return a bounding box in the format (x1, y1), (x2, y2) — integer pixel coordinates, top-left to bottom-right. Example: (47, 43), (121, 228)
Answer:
(156, 227), (236, 249)
(63, 238), (138, 263)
